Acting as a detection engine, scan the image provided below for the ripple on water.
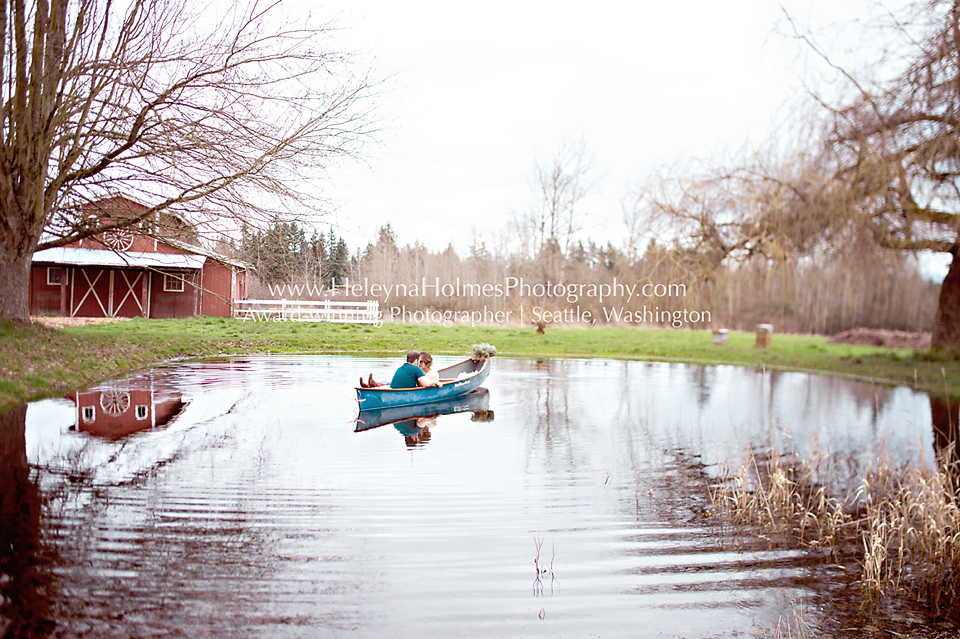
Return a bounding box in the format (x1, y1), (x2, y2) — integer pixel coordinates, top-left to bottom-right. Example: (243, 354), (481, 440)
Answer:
(12, 355), (944, 637)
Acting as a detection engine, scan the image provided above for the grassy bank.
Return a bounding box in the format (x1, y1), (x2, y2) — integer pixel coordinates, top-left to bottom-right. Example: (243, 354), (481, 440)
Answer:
(2, 316), (959, 412)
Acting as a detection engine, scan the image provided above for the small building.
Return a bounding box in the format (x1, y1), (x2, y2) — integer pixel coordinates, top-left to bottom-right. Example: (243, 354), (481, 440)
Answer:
(29, 195), (248, 319)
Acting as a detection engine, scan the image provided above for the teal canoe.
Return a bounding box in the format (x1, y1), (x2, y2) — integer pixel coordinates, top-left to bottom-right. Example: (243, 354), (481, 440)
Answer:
(354, 387), (491, 433)
(355, 357), (491, 410)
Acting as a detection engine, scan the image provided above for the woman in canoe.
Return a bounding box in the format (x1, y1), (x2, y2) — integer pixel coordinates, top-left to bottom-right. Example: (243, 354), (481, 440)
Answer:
(416, 352), (442, 387)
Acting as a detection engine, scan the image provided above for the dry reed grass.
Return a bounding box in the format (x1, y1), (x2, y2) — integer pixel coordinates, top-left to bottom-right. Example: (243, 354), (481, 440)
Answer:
(711, 446), (852, 550)
(712, 445), (960, 617)
(858, 452), (960, 614)
(760, 605), (815, 639)
(532, 530), (558, 597)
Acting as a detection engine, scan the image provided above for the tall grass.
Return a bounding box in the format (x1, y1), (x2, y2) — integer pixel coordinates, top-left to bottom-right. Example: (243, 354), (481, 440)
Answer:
(762, 606), (815, 639)
(711, 446), (960, 618)
(858, 454), (960, 614)
(711, 447), (851, 550)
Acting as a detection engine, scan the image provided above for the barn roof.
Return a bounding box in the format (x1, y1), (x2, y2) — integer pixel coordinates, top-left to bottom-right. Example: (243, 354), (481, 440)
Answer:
(164, 238), (251, 270)
(33, 247), (206, 269)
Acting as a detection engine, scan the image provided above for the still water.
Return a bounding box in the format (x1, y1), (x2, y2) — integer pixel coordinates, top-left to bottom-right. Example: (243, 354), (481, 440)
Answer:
(2, 356), (955, 638)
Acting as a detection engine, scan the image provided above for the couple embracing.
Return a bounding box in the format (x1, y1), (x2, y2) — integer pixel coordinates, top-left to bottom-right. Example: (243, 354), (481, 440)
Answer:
(359, 351), (441, 389)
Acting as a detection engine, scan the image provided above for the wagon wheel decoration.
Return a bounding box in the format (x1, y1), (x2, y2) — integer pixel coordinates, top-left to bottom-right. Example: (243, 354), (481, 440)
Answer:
(103, 227), (135, 251)
(100, 390), (131, 416)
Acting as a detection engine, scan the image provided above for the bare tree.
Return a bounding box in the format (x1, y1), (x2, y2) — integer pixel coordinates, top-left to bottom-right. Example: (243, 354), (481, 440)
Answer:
(0, 0), (375, 322)
(788, 0), (960, 347)
(627, 147), (844, 277)
(513, 138), (596, 261)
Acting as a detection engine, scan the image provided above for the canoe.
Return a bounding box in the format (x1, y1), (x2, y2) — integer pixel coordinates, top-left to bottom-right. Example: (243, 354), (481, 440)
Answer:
(355, 357), (491, 410)
(354, 387), (491, 433)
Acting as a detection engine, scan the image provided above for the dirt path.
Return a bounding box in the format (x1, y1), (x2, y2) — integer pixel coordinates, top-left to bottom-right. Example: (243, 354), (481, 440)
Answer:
(828, 328), (931, 349)
(31, 316), (132, 328)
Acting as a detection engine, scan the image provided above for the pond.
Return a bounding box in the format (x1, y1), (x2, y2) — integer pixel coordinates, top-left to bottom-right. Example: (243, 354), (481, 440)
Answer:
(1, 356), (957, 638)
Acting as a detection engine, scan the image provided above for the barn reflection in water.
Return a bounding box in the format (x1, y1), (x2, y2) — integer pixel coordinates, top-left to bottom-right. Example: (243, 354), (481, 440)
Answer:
(68, 382), (186, 439)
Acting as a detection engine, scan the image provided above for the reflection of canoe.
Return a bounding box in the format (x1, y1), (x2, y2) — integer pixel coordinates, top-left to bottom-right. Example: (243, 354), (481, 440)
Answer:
(355, 388), (491, 432)
(355, 357), (491, 410)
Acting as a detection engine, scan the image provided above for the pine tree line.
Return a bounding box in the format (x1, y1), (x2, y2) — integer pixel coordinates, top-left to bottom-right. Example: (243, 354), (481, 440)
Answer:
(237, 220), (352, 289)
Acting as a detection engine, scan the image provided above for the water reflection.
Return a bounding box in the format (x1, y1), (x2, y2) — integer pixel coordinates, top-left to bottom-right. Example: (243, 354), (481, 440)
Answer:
(2, 356), (957, 638)
(0, 405), (54, 638)
(355, 387), (493, 448)
(931, 395), (960, 461)
(68, 382), (186, 439)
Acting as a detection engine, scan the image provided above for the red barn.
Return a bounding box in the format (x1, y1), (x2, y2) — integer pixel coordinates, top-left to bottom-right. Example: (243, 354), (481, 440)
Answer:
(29, 195), (248, 319)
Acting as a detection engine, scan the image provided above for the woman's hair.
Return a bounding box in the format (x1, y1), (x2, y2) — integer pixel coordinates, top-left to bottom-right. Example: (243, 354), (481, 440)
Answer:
(419, 352), (433, 371)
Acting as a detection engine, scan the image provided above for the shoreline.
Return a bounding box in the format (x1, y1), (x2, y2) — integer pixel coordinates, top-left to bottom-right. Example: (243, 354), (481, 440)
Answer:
(2, 316), (958, 413)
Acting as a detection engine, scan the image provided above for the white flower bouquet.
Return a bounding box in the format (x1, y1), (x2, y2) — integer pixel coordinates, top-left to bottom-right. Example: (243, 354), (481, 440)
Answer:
(472, 343), (497, 359)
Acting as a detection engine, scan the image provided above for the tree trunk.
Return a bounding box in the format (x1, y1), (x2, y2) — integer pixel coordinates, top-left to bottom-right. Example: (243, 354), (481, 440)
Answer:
(0, 249), (33, 323)
(933, 247), (960, 350)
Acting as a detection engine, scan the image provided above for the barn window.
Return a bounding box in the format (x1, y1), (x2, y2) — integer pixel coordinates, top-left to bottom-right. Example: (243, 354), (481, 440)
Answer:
(163, 273), (185, 292)
(136, 405), (148, 420)
(82, 406), (95, 422)
(47, 267), (63, 285)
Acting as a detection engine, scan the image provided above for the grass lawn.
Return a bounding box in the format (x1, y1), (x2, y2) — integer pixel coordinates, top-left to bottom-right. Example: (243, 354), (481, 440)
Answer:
(1, 316), (958, 412)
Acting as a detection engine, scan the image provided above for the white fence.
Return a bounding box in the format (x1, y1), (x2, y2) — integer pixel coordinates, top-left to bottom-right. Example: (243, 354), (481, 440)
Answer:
(234, 299), (380, 324)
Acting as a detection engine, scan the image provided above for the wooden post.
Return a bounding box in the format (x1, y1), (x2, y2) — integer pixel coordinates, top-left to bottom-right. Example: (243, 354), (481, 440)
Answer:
(107, 270), (115, 317)
(140, 271), (149, 318)
(145, 272), (152, 319)
(59, 269), (68, 316)
(69, 268), (76, 317)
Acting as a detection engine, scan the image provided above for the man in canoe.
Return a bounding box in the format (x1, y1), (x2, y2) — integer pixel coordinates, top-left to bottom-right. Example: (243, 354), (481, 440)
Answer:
(360, 351), (425, 389)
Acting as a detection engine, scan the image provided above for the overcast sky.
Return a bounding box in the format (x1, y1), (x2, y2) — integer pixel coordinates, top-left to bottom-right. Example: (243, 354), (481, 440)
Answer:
(302, 0), (950, 278)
